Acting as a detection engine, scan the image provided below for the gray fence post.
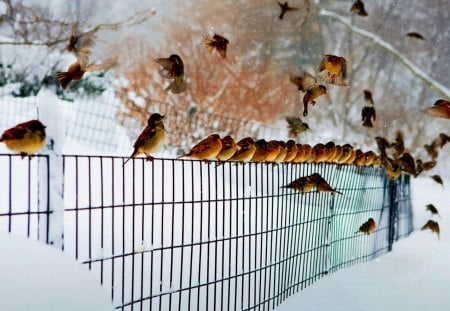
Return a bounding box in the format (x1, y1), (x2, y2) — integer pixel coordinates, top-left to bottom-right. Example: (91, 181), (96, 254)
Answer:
(387, 179), (398, 251)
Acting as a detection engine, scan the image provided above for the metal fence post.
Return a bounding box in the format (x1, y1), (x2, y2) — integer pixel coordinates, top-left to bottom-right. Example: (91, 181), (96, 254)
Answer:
(387, 179), (398, 252)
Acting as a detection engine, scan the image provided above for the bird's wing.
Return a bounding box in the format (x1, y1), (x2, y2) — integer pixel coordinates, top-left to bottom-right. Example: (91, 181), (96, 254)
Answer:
(424, 105), (450, 119)
(190, 139), (215, 155)
(85, 57), (118, 72)
(289, 73), (303, 90)
(75, 34), (95, 69)
(0, 125), (30, 140)
(302, 71), (317, 90)
(133, 126), (157, 149)
(318, 56), (328, 72)
(154, 58), (176, 79)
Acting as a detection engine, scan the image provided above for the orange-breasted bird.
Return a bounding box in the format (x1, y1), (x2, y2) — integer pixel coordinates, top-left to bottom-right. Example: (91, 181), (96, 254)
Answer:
(57, 32), (117, 89)
(274, 141), (287, 163)
(303, 85), (327, 117)
(362, 106), (376, 128)
(363, 151), (377, 166)
(0, 120), (46, 157)
(179, 134), (222, 161)
(293, 144), (312, 163)
(310, 173), (342, 194)
(424, 99), (450, 119)
(426, 204), (440, 217)
(204, 34), (229, 59)
(430, 175), (444, 186)
(230, 137), (256, 163)
(275, 1), (299, 20)
(252, 139), (271, 162)
(281, 176), (315, 193)
(421, 220), (440, 239)
(317, 54), (347, 86)
(350, 0), (368, 16)
(310, 143), (327, 163)
(284, 140), (298, 162)
(323, 142), (337, 163)
(266, 140), (282, 162)
(406, 32), (425, 40)
(381, 156), (402, 180)
(356, 218), (376, 234)
(337, 144), (353, 164)
(154, 54), (187, 94)
(124, 113), (165, 165)
(285, 116), (309, 137)
(216, 135), (237, 161)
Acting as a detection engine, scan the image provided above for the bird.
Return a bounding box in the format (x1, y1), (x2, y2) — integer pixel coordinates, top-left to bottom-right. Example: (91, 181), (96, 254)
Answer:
(363, 90), (374, 105)
(66, 23), (79, 52)
(424, 99), (450, 119)
(204, 33), (229, 59)
(265, 140), (282, 162)
(284, 140), (298, 162)
(362, 106), (376, 127)
(356, 218), (376, 235)
(406, 32), (425, 40)
(324, 141), (337, 163)
(350, 0), (368, 16)
(273, 141), (287, 163)
(303, 85), (327, 117)
(317, 54), (347, 86)
(363, 151), (377, 166)
(179, 133), (222, 161)
(375, 136), (391, 157)
(310, 143), (328, 163)
(391, 131), (405, 159)
(0, 119), (46, 157)
(353, 149), (366, 166)
(437, 133), (450, 147)
(424, 141), (439, 160)
(426, 204), (440, 217)
(310, 173), (342, 194)
(416, 159), (437, 172)
(397, 152), (416, 175)
(343, 145), (357, 165)
(289, 71), (317, 92)
(281, 176), (315, 193)
(154, 54), (187, 94)
(421, 220), (440, 239)
(381, 156), (402, 180)
(292, 144), (312, 163)
(430, 175), (444, 186)
(251, 139), (271, 162)
(328, 144), (343, 163)
(275, 1), (299, 20)
(337, 144), (354, 164)
(285, 116), (309, 137)
(57, 31), (117, 89)
(229, 137), (256, 163)
(216, 135), (237, 161)
(123, 113), (165, 165)
(290, 71), (326, 117)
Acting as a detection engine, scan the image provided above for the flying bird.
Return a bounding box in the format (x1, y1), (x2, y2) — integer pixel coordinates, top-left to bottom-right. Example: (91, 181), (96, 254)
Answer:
(424, 99), (450, 119)
(124, 113), (165, 165)
(430, 175), (444, 186)
(310, 173), (342, 194)
(216, 135), (237, 162)
(275, 1), (299, 20)
(426, 204), (440, 217)
(406, 32), (425, 40)
(375, 136), (391, 157)
(303, 85), (327, 116)
(421, 220), (440, 239)
(154, 54), (187, 94)
(363, 89), (374, 105)
(204, 34), (229, 59)
(179, 134), (222, 161)
(285, 116), (309, 137)
(317, 54), (347, 86)
(356, 218), (376, 235)
(350, 0), (368, 16)
(289, 71), (326, 116)
(0, 120), (46, 157)
(391, 131), (405, 159)
(397, 152), (416, 175)
(362, 106), (376, 127)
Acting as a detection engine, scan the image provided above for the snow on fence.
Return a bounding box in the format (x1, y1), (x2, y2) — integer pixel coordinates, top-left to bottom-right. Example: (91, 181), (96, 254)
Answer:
(0, 154), (413, 310)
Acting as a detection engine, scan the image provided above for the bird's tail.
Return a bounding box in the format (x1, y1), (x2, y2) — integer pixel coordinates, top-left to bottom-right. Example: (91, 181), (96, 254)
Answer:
(203, 36), (215, 53)
(56, 71), (74, 90)
(123, 150), (137, 166)
(362, 118), (373, 128)
(165, 80), (187, 94)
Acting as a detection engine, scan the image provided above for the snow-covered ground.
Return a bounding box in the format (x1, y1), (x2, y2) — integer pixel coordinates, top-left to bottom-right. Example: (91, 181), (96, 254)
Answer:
(277, 177), (449, 311)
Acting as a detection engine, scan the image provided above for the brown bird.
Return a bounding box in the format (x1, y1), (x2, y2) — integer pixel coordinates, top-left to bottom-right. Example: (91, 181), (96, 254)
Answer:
(0, 120), (46, 157)
(329, 145), (344, 163)
(337, 144), (354, 164)
(406, 32), (425, 40)
(375, 136), (391, 157)
(289, 71), (317, 92)
(275, 1), (299, 20)
(350, 0), (368, 16)
(437, 133), (450, 147)
(424, 141), (439, 160)
(421, 220), (440, 239)
(284, 140), (299, 162)
(391, 131), (405, 159)
(179, 134), (222, 161)
(303, 85), (327, 117)
(362, 106), (376, 128)
(204, 34), (229, 59)
(426, 204), (440, 217)
(354, 149), (366, 166)
(216, 135), (237, 161)
(251, 139), (270, 162)
(430, 175), (444, 186)
(124, 113), (165, 164)
(363, 90), (374, 105)
(57, 32), (117, 90)
(317, 54), (347, 86)
(324, 141), (337, 163)
(154, 54), (187, 94)
(230, 137), (256, 163)
(397, 152), (416, 175)
(363, 151), (377, 166)
(424, 99), (450, 119)
(66, 23), (79, 52)
(285, 116), (309, 137)
(381, 156), (402, 180)
(292, 144), (312, 163)
(420, 159), (437, 171)
(281, 176), (315, 193)
(266, 140), (282, 162)
(310, 173), (342, 194)
(274, 141), (287, 163)
(356, 218), (376, 235)
(310, 143), (328, 163)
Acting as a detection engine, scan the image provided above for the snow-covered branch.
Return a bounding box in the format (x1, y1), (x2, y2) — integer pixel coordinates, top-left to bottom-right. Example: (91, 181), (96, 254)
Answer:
(319, 8), (450, 100)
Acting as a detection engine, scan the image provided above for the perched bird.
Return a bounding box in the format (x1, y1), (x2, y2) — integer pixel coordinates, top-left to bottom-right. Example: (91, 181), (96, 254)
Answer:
(397, 152), (416, 175)
(204, 34), (229, 59)
(266, 140), (282, 162)
(57, 32), (117, 89)
(310, 143), (328, 163)
(284, 140), (299, 162)
(154, 54), (187, 94)
(391, 131), (405, 159)
(381, 156), (402, 180)
(285, 116), (309, 137)
(363, 151), (377, 166)
(317, 54), (347, 86)
(430, 175), (444, 186)
(343, 145), (357, 165)
(293, 144), (312, 163)
(216, 135), (237, 161)
(424, 99), (450, 119)
(281, 176), (315, 193)
(0, 120), (46, 157)
(350, 0), (368, 16)
(274, 141), (287, 163)
(363, 90), (374, 105)
(406, 32), (425, 40)
(252, 139), (271, 162)
(275, 1), (299, 20)
(124, 113), (165, 164)
(337, 144), (354, 164)
(310, 173), (342, 194)
(362, 106), (376, 128)
(303, 85), (327, 117)
(329, 144), (343, 163)
(356, 218), (376, 235)
(324, 141), (337, 163)
(230, 137), (256, 163)
(426, 204), (440, 217)
(421, 220), (440, 239)
(179, 133), (222, 161)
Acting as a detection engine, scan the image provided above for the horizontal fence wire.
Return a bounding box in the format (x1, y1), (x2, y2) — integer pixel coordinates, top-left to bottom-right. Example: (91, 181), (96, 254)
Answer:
(61, 155), (413, 311)
(0, 154), (50, 243)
